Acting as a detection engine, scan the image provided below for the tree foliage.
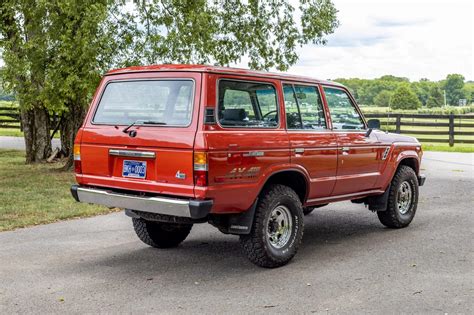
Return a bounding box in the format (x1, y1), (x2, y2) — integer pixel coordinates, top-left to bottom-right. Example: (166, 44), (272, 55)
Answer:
(426, 86), (444, 108)
(390, 85), (422, 110)
(373, 90), (392, 107)
(443, 74), (465, 105)
(0, 0), (339, 164)
(116, 0), (339, 71)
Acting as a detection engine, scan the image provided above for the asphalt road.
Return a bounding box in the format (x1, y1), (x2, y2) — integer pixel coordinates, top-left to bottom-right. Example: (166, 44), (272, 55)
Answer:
(0, 136), (61, 150)
(0, 152), (473, 314)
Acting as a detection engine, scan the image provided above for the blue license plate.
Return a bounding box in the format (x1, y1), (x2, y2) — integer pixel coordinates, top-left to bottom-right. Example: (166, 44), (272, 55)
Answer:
(122, 160), (147, 179)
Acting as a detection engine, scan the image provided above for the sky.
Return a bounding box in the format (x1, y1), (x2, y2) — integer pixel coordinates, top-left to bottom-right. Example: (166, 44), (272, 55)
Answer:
(1, 0), (472, 82)
(279, 0), (474, 81)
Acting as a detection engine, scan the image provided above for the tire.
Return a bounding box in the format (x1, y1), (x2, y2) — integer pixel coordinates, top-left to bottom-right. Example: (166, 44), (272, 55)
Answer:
(132, 218), (192, 248)
(377, 165), (419, 228)
(240, 184), (304, 268)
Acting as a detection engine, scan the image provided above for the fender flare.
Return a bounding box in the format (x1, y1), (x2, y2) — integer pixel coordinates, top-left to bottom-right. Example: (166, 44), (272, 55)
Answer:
(256, 165), (311, 203)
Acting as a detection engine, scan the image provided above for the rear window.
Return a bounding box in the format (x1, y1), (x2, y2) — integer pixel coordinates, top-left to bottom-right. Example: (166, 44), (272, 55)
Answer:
(93, 80), (194, 126)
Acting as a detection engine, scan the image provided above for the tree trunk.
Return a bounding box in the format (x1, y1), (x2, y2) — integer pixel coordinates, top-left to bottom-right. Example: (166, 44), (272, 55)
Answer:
(21, 106), (52, 163)
(60, 101), (86, 170)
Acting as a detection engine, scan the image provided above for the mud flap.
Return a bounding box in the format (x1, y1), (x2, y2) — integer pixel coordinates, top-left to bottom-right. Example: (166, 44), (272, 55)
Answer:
(210, 199), (258, 235)
(366, 184), (391, 212)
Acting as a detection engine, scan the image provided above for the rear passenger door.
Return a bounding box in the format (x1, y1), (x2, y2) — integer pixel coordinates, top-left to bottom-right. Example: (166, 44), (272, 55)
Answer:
(283, 83), (338, 200)
(204, 76), (290, 212)
(322, 86), (384, 195)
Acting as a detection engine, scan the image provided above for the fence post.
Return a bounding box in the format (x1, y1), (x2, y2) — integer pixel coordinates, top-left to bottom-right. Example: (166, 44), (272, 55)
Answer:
(448, 114), (454, 147)
(395, 114), (401, 134)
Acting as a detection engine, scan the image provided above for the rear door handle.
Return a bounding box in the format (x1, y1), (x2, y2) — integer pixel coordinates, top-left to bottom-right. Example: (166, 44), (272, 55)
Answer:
(294, 148), (305, 154)
(341, 147), (350, 155)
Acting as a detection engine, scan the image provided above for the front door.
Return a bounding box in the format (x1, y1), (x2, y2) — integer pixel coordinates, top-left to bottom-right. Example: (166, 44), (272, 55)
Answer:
(322, 86), (385, 196)
(283, 83), (338, 201)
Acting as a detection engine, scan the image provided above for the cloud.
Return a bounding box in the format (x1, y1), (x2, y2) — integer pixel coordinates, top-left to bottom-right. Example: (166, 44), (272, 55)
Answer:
(373, 18), (431, 28)
(232, 0), (473, 81)
(285, 0), (474, 81)
(326, 34), (390, 47)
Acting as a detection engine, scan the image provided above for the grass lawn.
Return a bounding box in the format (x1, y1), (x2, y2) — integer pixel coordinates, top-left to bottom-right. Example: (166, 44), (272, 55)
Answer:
(422, 143), (474, 153)
(0, 128), (23, 137)
(0, 149), (118, 232)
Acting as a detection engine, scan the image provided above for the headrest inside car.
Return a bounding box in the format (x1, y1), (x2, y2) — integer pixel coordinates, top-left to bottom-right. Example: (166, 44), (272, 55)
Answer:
(223, 108), (246, 121)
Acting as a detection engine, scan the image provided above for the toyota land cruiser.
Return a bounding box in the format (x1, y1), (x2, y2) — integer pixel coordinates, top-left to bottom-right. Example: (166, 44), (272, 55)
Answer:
(71, 65), (425, 268)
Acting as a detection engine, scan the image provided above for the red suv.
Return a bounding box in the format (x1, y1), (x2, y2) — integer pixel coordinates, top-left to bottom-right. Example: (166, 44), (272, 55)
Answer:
(71, 65), (425, 268)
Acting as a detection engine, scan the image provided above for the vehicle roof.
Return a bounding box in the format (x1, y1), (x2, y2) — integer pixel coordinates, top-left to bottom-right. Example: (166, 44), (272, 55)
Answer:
(106, 64), (344, 87)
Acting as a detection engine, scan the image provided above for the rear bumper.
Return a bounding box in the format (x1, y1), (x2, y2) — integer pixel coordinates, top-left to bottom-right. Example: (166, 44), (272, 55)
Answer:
(71, 185), (212, 219)
(418, 174), (426, 186)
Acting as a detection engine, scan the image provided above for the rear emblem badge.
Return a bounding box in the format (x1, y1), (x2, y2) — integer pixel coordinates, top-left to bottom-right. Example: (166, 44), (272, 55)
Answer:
(175, 171), (186, 180)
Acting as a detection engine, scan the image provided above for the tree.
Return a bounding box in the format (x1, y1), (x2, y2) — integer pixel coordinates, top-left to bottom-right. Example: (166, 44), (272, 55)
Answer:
(411, 79), (435, 106)
(443, 74), (465, 105)
(373, 90), (392, 107)
(1, 1), (52, 162)
(379, 75), (409, 83)
(390, 85), (422, 110)
(43, 0), (115, 169)
(426, 86), (444, 108)
(1, 0), (340, 165)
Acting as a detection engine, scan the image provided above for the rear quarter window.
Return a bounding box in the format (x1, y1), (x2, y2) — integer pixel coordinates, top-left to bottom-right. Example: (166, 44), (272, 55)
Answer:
(218, 80), (279, 128)
(93, 80), (194, 126)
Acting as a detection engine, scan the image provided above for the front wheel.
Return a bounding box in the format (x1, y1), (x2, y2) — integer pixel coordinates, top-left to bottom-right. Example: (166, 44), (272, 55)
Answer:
(132, 218), (192, 248)
(377, 165), (419, 228)
(240, 184), (304, 268)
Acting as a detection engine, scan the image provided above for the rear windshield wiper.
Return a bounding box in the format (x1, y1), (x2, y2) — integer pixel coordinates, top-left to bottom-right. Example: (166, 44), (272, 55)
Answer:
(122, 120), (167, 133)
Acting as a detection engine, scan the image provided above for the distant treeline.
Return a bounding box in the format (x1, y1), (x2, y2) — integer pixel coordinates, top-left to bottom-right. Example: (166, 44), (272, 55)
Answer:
(334, 74), (473, 109)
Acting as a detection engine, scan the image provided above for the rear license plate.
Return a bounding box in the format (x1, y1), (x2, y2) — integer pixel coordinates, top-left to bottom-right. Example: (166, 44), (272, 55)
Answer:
(122, 160), (147, 179)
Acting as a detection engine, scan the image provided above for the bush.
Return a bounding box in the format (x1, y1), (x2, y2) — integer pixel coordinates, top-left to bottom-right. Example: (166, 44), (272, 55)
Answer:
(390, 85), (422, 110)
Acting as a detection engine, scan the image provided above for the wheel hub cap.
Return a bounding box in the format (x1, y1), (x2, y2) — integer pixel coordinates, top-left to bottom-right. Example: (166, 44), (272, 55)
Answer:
(397, 181), (413, 215)
(267, 205), (293, 249)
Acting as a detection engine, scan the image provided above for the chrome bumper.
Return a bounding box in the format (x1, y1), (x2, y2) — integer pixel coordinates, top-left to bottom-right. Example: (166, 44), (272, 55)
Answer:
(70, 185), (212, 219)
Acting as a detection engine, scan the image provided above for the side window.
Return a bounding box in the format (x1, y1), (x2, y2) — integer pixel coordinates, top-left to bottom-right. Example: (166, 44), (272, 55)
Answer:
(323, 87), (365, 130)
(218, 80), (278, 128)
(283, 84), (327, 130)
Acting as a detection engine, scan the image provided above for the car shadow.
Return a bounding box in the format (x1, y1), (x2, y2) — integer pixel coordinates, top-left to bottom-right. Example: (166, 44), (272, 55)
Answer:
(60, 207), (403, 283)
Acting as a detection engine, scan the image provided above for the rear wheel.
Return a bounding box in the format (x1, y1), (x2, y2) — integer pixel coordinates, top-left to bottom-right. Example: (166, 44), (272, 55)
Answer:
(132, 218), (192, 248)
(240, 184), (304, 268)
(377, 165), (419, 228)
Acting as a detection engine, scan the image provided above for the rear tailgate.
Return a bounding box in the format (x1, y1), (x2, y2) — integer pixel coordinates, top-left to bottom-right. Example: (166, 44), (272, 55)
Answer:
(76, 71), (202, 198)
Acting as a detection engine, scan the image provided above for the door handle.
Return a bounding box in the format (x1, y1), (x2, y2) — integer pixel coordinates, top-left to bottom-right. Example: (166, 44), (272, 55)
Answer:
(341, 147), (350, 155)
(294, 148), (305, 154)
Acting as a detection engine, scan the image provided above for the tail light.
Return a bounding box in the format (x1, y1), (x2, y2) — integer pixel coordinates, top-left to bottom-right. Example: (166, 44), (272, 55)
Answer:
(193, 152), (208, 186)
(73, 144), (82, 174)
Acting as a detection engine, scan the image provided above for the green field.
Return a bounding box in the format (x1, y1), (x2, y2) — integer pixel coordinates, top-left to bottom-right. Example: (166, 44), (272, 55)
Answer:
(0, 149), (117, 231)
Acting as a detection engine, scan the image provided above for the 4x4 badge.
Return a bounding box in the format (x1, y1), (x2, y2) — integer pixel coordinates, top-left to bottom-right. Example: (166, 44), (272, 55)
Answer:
(175, 171), (186, 179)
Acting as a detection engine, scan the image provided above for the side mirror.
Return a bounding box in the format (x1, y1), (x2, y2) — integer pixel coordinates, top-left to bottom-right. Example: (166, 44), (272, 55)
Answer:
(367, 119), (380, 129)
(365, 119), (380, 137)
